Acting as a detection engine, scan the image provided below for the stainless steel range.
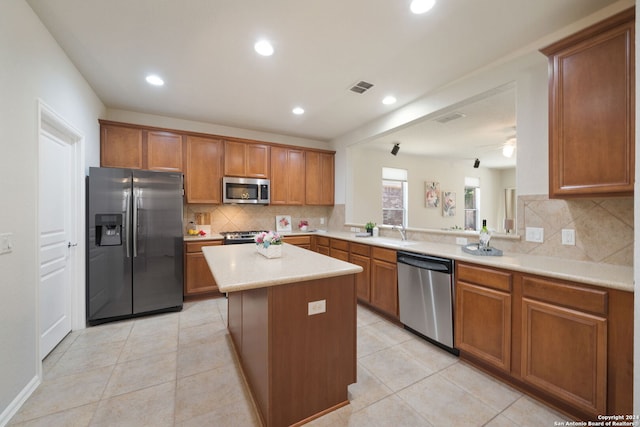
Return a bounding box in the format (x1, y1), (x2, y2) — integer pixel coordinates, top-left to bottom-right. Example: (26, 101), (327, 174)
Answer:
(220, 230), (266, 245)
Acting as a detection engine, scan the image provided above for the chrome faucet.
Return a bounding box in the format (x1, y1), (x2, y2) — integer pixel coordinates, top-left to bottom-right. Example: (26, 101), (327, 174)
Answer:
(393, 225), (408, 241)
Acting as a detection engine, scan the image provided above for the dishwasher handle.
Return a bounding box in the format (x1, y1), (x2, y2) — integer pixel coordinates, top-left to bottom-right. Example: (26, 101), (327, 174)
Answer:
(397, 254), (452, 273)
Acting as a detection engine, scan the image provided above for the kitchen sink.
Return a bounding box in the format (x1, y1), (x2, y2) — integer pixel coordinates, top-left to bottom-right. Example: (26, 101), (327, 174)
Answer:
(367, 237), (418, 248)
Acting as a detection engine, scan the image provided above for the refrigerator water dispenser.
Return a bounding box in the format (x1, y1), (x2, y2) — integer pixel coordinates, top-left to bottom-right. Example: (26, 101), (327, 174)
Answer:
(96, 214), (122, 246)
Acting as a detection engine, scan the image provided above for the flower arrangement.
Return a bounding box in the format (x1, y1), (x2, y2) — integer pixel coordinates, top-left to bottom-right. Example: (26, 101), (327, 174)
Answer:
(254, 231), (282, 248)
(298, 220), (309, 231)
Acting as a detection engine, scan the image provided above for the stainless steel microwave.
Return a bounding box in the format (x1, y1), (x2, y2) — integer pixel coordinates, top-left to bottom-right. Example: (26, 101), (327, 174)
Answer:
(222, 177), (270, 204)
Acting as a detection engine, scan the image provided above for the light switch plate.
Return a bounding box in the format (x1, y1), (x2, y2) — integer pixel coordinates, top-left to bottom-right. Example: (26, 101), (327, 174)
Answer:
(525, 227), (544, 243)
(308, 299), (326, 316)
(561, 229), (576, 246)
(0, 233), (13, 255)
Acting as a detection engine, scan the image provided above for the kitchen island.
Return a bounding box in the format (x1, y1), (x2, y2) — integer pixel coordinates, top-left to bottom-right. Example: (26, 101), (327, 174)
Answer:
(202, 243), (363, 427)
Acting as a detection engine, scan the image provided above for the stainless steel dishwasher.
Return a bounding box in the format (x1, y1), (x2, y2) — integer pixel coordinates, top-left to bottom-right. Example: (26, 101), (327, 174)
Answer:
(397, 251), (457, 355)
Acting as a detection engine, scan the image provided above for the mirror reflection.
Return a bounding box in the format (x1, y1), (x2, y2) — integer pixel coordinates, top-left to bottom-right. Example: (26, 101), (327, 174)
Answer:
(348, 84), (517, 234)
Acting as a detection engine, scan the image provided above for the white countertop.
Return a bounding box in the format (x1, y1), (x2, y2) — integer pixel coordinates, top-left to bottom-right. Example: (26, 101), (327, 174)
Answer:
(188, 230), (634, 293)
(202, 243), (363, 293)
(323, 231), (634, 293)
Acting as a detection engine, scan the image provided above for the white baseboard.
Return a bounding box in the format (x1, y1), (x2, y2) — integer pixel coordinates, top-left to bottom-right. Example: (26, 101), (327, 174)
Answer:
(0, 375), (41, 427)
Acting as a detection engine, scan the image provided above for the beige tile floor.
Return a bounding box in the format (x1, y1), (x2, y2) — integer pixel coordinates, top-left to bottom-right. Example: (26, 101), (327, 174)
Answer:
(9, 298), (568, 427)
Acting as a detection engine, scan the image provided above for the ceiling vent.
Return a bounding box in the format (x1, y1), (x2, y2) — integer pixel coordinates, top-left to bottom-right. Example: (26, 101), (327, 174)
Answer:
(349, 81), (374, 94)
(434, 111), (466, 124)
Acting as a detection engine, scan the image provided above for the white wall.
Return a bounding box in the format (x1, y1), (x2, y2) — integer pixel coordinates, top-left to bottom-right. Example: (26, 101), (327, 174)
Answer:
(0, 0), (104, 422)
(349, 147), (510, 231)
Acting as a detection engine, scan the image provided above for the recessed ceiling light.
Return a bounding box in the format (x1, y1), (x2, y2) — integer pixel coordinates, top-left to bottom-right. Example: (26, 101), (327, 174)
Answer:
(382, 96), (397, 105)
(254, 40), (274, 56)
(292, 107), (305, 115)
(410, 0), (435, 14)
(145, 74), (164, 86)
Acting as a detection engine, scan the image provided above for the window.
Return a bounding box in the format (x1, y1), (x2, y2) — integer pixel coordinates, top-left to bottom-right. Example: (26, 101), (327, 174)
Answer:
(382, 167), (407, 226)
(464, 176), (480, 230)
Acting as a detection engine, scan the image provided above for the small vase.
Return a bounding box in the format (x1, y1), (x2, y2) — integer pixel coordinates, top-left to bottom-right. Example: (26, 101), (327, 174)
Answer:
(300, 225), (308, 232)
(256, 244), (282, 258)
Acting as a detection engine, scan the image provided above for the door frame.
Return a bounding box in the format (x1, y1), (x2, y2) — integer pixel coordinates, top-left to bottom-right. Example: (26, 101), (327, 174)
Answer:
(36, 100), (85, 362)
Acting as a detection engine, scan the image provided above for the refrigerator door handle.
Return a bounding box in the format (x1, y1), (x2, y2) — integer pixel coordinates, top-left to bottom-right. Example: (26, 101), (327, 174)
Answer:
(133, 187), (139, 257)
(124, 188), (131, 258)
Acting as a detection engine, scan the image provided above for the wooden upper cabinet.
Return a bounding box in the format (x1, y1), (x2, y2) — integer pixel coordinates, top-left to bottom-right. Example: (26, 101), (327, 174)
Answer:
(101, 124), (143, 169)
(100, 121), (183, 172)
(223, 140), (270, 178)
(270, 146), (305, 205)
(541, 8), (635, 197)
(146, 131), (183, 172)
(305, 151), (334, 205)
(185, 136), (223, 203)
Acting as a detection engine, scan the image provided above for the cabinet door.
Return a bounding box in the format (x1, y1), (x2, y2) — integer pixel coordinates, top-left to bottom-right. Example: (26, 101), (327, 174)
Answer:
(521, 298), (607, 417)
(305, 151), (334, 205)
(185, 252), (219, 295)
(101, 124), (143, 169)
(542, 9), (634, 197)
(456, 281), (511, 373)
(246, 143), (270, 178)
(185, 136), (223, 203)
(147, 131), (183, 172)
(370, 259), (398, 317)
(224, 140), (270, 178)
(223, 140), (246, 177)
(350, 253), (371, 302)
(270, 147), (304, 205)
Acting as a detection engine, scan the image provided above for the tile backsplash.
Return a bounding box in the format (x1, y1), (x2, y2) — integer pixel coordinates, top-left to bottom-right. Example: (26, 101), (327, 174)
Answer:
(187, 195), (633, 267)
(184, 204), (334, 234)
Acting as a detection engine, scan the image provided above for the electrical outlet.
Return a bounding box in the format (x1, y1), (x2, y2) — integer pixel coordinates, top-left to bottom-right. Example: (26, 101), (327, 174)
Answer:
(525, 227), (544, 243)
(320, 217), (325, 225)
(456, 237), (468, 245)
(308, 299), (326, 316)
(0, 233), (13, 255)
(561, 229), (575, 246)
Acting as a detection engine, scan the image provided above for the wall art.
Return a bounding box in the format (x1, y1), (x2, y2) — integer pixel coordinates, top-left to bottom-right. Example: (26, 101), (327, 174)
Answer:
(425, 181), (440, 208)
(442, 192), (456, 217)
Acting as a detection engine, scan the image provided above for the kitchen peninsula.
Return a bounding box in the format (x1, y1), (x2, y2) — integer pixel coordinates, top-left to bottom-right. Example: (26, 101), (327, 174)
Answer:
(202, 243), (363, 427)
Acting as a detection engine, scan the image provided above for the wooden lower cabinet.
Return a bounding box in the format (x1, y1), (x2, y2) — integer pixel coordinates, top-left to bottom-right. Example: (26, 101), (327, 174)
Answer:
(455, 261), (633, 420)
(311, 238), (398, 319)
(521, 297), (607, 417)
(283, 235), (311, 249)
(313, 235), (330, 256)
(455, 263), (512, 373)
(329, 238), (349, 261)
(184, 241), (223, 299)
(370, 247), (398, 318)
(456, 281), (512, 373)
(350, 243), (371, 302)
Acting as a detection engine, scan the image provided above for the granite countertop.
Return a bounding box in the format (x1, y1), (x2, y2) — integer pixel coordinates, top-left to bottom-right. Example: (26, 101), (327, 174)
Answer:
(202, 243), (363, 293)
(187, 230), (633, 293)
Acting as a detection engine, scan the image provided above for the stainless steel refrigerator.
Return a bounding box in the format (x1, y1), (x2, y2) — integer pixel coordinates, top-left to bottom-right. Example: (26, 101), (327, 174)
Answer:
(87, 167), (184, 325)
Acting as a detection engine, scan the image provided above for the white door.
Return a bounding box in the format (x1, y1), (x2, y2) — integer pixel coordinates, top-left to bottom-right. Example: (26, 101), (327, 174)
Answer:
(38, 109), (79, 359)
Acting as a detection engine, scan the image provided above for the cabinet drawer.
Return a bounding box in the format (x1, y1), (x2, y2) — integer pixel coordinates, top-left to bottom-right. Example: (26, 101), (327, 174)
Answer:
(314, 236), (330, 247)
(371, 246), (396, 263)
(522, 276), (608, 315)
(185, 240), (222, 253)
(284, 235), (311, 246)
(350, 242), (371, 257)
(330, 238), (349, 251)
(457, 263), (512, 292)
